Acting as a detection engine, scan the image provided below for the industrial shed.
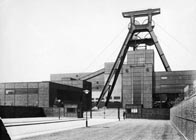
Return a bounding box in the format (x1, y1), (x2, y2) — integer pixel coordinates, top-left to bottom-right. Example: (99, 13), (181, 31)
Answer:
(0, 81), (91, 118)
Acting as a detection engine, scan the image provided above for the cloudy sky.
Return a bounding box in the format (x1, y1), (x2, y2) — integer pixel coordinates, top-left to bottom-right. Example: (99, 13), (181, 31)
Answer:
(0, 0), (196, 82)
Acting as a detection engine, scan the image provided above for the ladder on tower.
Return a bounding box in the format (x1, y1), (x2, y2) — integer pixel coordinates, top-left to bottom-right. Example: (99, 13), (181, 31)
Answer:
(96, 8), (171, 108)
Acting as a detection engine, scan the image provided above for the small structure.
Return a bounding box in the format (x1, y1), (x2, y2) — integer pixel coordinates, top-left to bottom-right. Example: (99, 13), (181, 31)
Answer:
(0, 81), (91, 118)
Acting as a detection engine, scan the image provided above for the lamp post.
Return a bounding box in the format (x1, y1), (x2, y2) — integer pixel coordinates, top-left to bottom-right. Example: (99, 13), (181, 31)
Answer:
(118, 107), (120, 121)
(83, 90), (89, 127)
(57, 99), (61, 120)
(104, 106), (106, 119)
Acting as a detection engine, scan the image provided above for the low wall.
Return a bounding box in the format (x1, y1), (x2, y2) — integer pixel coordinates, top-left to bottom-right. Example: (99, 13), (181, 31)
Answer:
(0, 106), (82, 118)
(170, 95), (196, 140)
(0, 106), (45, 118)
(142, 108), (170, 120)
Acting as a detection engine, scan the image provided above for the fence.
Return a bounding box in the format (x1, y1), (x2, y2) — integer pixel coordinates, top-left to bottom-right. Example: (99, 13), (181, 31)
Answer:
(43, 106), (82, 118)
(0, 106), (45, 118)
(170, 95), (196, 140)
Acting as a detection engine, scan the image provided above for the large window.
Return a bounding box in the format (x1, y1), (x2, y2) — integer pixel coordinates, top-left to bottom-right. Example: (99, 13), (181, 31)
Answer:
(114, 96), (120, 100)
(67, 108), (76, 113)
(161, 76), (168, 80)
(5, 89), (15, 95)
(131, 109), (138, 113)
(5, 88), (38, 95)
(15, 88), (27, 94)
(28, 88), (38, 94)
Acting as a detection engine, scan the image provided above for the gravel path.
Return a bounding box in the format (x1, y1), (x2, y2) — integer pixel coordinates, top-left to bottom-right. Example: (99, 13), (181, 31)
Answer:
(21, 119), (185, 140)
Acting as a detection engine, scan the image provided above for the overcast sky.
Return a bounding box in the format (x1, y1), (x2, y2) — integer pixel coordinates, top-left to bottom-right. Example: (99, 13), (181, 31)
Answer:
(0, 0), (196, 82)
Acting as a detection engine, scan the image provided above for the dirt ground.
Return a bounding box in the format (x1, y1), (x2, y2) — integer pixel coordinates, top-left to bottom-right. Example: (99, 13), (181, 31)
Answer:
(21, 119), (185, 140)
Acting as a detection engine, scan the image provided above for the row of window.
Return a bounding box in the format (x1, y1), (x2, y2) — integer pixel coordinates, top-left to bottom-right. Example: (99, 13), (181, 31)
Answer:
(161, 76), (168, 80)
(126, 108), (138, 113)
(160, 84), (185, 88)
(160, 75), (194, 80)
(91, 96), (121, 101)
(5, 88), (38, 95)
(67, 108), (76, 113)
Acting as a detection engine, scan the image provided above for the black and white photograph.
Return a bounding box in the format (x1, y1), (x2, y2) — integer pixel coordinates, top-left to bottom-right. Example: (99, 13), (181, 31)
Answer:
(0, 0), (196, 140)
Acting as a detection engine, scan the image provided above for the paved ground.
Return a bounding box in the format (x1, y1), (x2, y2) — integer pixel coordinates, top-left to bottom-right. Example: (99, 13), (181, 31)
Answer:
(3, 117), (63, 124)
(3, 117), (81, 126)
(5, 118), (117, 140)
(10, 119), (185, 140)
